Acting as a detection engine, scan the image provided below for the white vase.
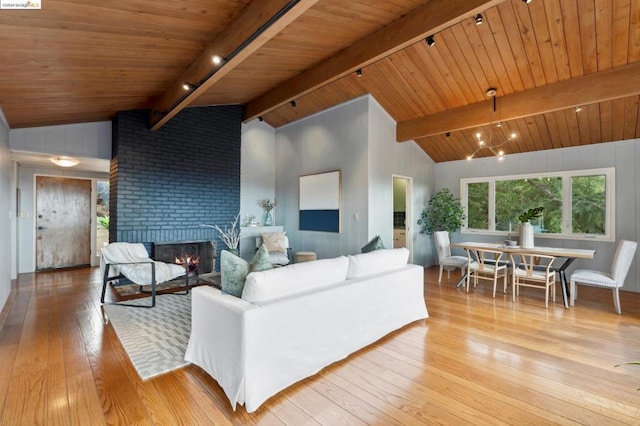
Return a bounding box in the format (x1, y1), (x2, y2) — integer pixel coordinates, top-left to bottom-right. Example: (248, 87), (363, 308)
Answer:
(519, 221), (534, 248)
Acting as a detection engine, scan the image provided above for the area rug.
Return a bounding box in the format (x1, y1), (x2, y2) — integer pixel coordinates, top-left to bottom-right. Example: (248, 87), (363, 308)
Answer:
(103, 293), (191, 380)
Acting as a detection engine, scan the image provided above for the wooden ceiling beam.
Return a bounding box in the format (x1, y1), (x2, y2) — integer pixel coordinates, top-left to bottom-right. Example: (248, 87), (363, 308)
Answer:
(397, 62), (640, 142)
(242, 0), (505, 122)
(149, 0), (320, 131)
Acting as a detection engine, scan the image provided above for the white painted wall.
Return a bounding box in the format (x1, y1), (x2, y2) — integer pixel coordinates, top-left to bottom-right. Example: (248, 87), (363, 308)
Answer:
(435, 139), (640, 293)
(275, 97), (370, 259)
(0, 108), (12, 313)
(271, 95), (436, 266)
(9, 121), (111, 159)
(241, 120), (276, 225)
(367, 97), (436, 266)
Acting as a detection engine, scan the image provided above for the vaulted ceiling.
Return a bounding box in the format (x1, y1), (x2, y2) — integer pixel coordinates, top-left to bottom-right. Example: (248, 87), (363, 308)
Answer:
(1, 0), (639, 162)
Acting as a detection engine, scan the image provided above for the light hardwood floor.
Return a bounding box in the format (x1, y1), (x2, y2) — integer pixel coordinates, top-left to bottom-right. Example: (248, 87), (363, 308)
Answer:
(1, 266), (640, 425)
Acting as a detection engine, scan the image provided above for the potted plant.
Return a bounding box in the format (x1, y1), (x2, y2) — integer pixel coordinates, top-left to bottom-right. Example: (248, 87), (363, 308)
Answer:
(518, 206), (544, 248)
(418, 188), (466, 236)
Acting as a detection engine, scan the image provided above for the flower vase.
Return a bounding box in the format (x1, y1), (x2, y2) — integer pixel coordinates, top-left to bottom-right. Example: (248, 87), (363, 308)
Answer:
(519, 221), (534, 248)
(263, 210), (273, 226)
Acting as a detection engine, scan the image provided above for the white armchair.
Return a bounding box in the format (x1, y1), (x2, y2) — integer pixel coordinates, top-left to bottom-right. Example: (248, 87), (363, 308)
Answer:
(100, 242), (187, 308)
(569, 239), (637, 314)
(434, 231), (467, 283)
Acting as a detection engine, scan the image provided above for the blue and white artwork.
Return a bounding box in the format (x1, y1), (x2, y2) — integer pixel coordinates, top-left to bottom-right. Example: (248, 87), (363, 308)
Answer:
(299, 170), (341, 233)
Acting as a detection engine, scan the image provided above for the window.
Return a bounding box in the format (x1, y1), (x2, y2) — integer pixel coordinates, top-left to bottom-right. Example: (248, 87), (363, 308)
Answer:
(461, 168), (614, 241)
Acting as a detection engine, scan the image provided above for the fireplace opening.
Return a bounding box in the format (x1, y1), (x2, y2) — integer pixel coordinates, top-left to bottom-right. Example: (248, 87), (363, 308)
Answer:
(151, 240), (216, 275)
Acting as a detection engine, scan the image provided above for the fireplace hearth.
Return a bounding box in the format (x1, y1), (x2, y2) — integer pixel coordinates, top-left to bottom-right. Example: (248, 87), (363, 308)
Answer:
(151, 240), (216, 274)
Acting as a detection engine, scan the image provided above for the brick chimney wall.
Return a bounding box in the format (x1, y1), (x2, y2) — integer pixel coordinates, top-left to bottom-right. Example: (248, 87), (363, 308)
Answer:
(110, 106), (242, 271)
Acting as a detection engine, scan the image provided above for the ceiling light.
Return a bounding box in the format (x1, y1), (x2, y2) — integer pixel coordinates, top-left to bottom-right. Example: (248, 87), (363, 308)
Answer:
(426, 35), (435, 47)
(356, 69), (362, 77)
(50, 156), (79, 167)
(474, 14), (483, 25)
(182, 82), (196, 91)
(258, 116), (263, 122)
(523, 0), (533, 3)
(212, 55), (222, 65)
(467, 88), (516, 161)
(574, 106), (583, 112)
(291, 100), (296, 107)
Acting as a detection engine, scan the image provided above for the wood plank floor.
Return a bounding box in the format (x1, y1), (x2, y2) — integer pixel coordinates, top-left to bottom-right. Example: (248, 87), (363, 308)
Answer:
(1, 266), (640, 425)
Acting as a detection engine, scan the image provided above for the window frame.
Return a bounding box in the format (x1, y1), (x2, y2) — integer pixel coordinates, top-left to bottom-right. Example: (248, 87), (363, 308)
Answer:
(460, 167), (615, 242)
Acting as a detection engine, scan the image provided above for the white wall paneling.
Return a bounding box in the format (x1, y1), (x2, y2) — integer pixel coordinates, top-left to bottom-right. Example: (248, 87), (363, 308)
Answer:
(0, 107), (12, 314)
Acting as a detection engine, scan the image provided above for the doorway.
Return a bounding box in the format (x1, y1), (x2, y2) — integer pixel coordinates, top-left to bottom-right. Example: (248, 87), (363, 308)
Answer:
(392, 175), (413, 261)
(35, 176), (91, 270)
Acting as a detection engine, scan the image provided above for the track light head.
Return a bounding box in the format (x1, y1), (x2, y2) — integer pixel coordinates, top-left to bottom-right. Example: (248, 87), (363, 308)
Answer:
(522, 0), (533, 3)
(291, 100), (296, 108)
(212, 55), (223, 65)
(356, 69), (362, 77)
(574, 106), (583, 112)
(426, 35), (435, 47)
(474, 14), (483, 25)
(182, 82), (196, 91)
(258, 116), (263, 122)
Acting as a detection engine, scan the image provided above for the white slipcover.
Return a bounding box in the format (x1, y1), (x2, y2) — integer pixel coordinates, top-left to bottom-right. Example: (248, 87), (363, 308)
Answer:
(185, 259), (427, 413)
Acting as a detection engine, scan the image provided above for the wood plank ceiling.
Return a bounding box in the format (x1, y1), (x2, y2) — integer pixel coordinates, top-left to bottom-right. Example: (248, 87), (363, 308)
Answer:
(0, 0), (638, 162)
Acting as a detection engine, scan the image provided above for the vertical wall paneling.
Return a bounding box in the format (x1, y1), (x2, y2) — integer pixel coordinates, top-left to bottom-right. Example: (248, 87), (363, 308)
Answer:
(0, 108), (11, 313)
(241, 120), (276, 226)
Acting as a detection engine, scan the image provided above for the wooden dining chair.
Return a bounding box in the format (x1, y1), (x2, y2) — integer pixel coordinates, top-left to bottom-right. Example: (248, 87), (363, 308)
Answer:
(465, 248), (508, 297)
(509, 253), (556, 308)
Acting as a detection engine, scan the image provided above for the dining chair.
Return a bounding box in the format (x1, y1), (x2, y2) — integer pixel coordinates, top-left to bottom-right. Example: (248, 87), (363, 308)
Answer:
(465, 247), (508, 297)
(434, 231), (467, 283)
(509, 253), (556, 308)
(569, 239), (637, 314)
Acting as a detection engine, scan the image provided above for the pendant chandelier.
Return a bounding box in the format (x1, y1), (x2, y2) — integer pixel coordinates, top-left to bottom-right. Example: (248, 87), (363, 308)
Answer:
(467, 88), (516, 161)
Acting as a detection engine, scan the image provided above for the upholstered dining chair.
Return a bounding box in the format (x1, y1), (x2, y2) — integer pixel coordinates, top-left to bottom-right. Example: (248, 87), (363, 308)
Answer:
(434, 231), (467, 283)
(569, 239), (637, 314)
(465, 247), (508, 297)
(509, 253), (556, 308)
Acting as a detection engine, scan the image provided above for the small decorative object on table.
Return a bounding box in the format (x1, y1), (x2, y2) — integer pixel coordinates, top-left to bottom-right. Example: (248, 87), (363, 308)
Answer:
(213, 213), (241, 255)
(258, 198), (278, 226)
(518, 206), (544, 249)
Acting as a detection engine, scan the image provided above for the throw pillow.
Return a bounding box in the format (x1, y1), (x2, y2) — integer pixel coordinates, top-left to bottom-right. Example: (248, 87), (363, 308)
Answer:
(221, 246), (274, 297)
(361, 235), (385, 253)
(250, 244), (272, 273)
(261, 232), (286, 253)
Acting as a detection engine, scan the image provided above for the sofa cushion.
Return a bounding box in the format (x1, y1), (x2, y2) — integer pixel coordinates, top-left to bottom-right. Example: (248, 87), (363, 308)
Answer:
(361, 235), (385, 253)
(347, 247), (410, 279)
(242, 256), (349, 303)
(221, 247), (273, 297)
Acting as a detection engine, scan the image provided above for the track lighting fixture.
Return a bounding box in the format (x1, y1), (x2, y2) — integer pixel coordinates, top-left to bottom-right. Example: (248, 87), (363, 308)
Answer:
(212, 55), (223, 65)
(426, 35), (435, 47)
(291, 100), (296, 107)
(182, 82), (196, 91)
(522, 0), (533, 3)
(356, 69), (362, 77)
(574, 106), (583, 112)
(258, 116), (263, 122)
(445, 132), (450, 137)
(474, 14), (483, 25)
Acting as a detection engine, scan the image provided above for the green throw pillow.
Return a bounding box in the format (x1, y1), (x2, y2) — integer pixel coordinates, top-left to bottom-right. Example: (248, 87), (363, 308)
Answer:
(361, 235), (385, 253)
(221, 246), (273, 297)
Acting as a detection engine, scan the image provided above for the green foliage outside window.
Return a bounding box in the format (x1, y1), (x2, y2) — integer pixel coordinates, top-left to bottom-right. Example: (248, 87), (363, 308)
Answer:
(463, 171), (608, 236)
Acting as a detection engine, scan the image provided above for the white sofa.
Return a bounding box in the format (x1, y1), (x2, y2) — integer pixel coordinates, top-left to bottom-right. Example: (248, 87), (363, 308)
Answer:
(185, 247), (428, 413)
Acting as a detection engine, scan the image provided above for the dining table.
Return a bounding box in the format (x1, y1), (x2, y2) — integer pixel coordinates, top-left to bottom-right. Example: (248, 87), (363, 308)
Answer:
(451, 241), (596, 308)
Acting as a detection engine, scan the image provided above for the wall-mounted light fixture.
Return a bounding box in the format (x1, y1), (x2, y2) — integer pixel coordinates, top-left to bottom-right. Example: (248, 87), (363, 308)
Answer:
(50, 156), (79, 167)
(426, 35), (435, 47)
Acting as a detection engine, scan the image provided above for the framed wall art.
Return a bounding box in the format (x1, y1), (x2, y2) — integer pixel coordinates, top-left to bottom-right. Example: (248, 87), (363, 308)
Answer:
(299, 170), (341, 233)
